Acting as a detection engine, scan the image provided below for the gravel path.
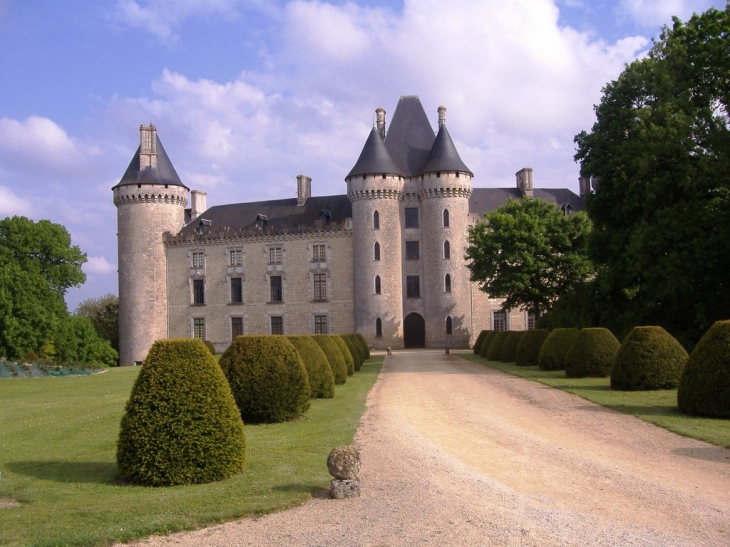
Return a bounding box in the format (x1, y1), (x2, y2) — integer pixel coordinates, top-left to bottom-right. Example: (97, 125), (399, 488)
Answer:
(123, 351), (730, 546)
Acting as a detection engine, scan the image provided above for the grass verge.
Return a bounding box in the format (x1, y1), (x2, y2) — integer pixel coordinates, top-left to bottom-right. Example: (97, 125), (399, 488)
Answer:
(0, 356), (383, 546)
(459, 354), (730, 448)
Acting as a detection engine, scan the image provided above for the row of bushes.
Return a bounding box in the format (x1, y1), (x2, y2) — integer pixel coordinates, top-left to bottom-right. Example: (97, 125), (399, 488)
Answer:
(117, 332), (370, 486)
(474, 321), (730, 419)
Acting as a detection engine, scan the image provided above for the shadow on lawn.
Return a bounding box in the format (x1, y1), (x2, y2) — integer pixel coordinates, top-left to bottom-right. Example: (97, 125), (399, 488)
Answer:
(6, 460), (118, 484)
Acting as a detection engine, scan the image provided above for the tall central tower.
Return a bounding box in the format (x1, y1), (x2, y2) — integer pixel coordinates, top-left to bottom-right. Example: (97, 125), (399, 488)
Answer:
(112, 125), (189, 365)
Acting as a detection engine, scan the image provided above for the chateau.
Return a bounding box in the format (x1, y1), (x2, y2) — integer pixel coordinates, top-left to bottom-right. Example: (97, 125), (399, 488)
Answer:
(113, 96), (583, 366)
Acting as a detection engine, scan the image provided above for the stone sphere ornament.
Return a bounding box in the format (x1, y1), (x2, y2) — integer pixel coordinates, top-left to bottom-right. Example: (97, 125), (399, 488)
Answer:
(327, 445), (361, 480)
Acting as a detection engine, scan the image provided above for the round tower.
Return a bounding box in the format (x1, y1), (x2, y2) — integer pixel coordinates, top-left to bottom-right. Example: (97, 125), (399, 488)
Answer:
(346, 113), (405, 349)
(419, 106), (473, 348)
(113, 125), (189, 365)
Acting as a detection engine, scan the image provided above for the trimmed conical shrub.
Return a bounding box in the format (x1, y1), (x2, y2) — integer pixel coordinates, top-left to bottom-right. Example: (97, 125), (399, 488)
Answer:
(312, 334), (347, 384)
(332, 335), (354, 376)
(565, 328), (620, 378)
(516, 329), (550, 367)
(117, 338), (246, 486)
(538, 328), (579, 371)
(487, 331), (511, 361)
(479, 331), (497, 358)
(287, 335), (335, 398)
(473, 330), (490, 355)
(501, 331), (525, 362)
(353, 333), (370, 360)
(219, 335), (311, 423)
(678, 320), (730, 418)
(611, 326), (688, 390)
(342, 334), (364, 371)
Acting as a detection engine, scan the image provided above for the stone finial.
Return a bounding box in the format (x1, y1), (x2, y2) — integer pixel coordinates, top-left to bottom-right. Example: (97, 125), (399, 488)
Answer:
(328, 445), (361, 499)
(297, 174), (312, 207)
(516, 167), (534, 198)
(438, 105), (447, 128)
(375, 108), (386, 138)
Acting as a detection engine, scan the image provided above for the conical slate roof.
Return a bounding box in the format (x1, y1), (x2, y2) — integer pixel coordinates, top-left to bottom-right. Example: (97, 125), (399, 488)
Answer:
(383, 96), (436, 176)
(113, 135), (188, 189)
(421, 124), (473, 176)
(346, 127), (403, 179)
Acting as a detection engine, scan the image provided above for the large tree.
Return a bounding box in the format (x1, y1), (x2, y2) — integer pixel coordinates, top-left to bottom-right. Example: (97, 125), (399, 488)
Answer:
(574, 6), (730, 346)
(75, 294), (119, 353)
(0, 216), (86, 358)
(465, 198), (593, 320)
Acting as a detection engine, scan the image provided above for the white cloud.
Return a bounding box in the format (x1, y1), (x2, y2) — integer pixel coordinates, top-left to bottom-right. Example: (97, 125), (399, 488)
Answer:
(84, 256), (117, 275)
(617, 0), (722, 28)
(0, 185), (33, 217)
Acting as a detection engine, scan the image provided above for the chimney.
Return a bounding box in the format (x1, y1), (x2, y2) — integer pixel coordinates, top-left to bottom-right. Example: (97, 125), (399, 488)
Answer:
(297, 174), (312, 206)
(438, 105), (447, 128)
(516, 167), (534, 198)
(578, 176), (591, 198)
(139, 124), (158, 171)
(375, 108), (386, 138)
(190, 190), (207, 220)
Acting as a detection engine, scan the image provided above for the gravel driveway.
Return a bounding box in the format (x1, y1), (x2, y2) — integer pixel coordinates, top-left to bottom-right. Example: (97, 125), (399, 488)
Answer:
(123, 351), (730, 546)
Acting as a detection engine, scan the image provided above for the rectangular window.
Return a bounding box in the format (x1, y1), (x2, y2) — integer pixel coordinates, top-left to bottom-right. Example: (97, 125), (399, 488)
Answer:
(269, 247), (282, 264)
(270, 316), (284, 335)
(230, 277), (243, 303)
(270, 275), (283, 302)
(527, 312), (536, 330)
(193, 279), (205, 305)
(312, 244), (326, 262)
(314, 315), (328, 334)
(404, 207), (419, 228)
(493, 310), (507, 331)
(313, 273), (327, 301)
(406, 276), (420, 298)
(193, 317), (205, 339)
(405, 241), (420, 260)
(229, 249), (242, 266)
(192, 251), (205, 269)
(231, 316), (243, 338)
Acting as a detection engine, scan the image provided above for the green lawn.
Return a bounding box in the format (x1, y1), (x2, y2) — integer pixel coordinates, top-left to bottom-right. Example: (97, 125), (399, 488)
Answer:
(0, 356), (383, 547)
(460, 354), (730, 448)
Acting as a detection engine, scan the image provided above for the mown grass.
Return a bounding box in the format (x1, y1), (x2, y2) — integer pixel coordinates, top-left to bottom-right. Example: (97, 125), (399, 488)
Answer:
(0, 356), (383, 547)
(460, 354), (730, 448)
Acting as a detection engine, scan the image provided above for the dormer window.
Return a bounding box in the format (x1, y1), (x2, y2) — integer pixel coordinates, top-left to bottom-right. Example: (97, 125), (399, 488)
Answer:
(319, 210), (332, 225)
(256, 214), (268, 229)
(197, 219), (212, 235)
(560, 203), (573, 216)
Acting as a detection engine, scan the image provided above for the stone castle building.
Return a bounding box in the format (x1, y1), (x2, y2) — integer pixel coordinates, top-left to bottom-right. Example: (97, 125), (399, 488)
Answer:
(113, 96), (583, 366)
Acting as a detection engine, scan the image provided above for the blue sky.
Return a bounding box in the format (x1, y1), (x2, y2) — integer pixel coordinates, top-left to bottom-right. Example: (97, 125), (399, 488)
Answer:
(0, 0), (725, 310)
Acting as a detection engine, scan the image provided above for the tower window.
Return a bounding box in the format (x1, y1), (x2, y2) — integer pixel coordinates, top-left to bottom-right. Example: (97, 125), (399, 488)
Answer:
(193, 279), (205, 305)
(313, 273), (327, 301)
(373, 211), (380, 229)
(312, 244), (326, 262)
(445, 274), (452, 293)
(229, 249), (242, 266)
(192, 251), (205, 269)
(376, 317), (382, 337)
(446, 316), (453, 335)
(405, 241), (420, 260)
(314, 315), (328, 334)
(405, 208), (419, 228)
(443, 209), (450, 227)
(230, 277), (243, 303)
(269, 246), (283, 264)
(375, 275), (381, 294)
(374, 242), (381, 261)
(444, 240), (451, 259)
(406, 276), (420, 298)
(270, 275), (283, 302)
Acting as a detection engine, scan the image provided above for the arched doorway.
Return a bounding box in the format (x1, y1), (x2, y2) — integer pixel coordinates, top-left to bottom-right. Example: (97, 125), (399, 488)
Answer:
(404, 313), (425, 348)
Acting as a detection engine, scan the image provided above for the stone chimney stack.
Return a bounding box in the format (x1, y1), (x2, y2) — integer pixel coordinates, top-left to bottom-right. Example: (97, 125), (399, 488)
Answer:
(297, 174), (312, 206)
(438, 105), (447, 128)
(139, 124), (158, 171)
(190, 190), (207, 220)
(375, 108), (386, 138)
(516, 167), (534, 198)
(579, 176), (592, 198)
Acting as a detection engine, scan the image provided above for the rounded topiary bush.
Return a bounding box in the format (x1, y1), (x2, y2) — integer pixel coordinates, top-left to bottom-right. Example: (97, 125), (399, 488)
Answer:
(564, 328), (620, 378)
(611, 326), (688, 390)
(678, 320), (730, 418)
(117, 338), (246, 486)
(287, 335), (335, 399)
(473, 330), (490, 355)
(486, 331), (511, 361)
(353, 333), (370, 360)
(516, 329), (550, 367)
(538, 328), (579, 371)
(203, 340), (216, 355)
(332, 335), (354, 376)
(342, 334), (364, 371)
(479, 331), (497, 358)
(312, 335), (347, 384)
(500, 331), (525, 363)
(219, 335), (311, 423)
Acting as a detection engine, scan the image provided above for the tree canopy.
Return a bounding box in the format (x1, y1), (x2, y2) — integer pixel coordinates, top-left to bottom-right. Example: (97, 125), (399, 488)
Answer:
(465, 198), (593, 319)
(75, 294), (119, 353)
(574, 5), (730, 346)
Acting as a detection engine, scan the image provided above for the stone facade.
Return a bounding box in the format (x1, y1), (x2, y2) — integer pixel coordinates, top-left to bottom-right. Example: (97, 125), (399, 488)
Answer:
(114, 98), (583, 365)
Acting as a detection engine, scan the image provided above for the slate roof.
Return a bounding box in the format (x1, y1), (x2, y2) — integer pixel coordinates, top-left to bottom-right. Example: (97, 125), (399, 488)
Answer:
(469, 187), (584, 216)
(346, 127), (403, 179)
(113, 135), (188, 190)
(178, 194), (353, 237)
(421, 124), (473, 176)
